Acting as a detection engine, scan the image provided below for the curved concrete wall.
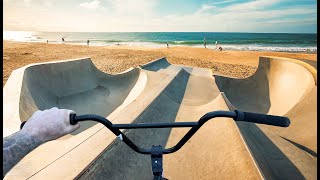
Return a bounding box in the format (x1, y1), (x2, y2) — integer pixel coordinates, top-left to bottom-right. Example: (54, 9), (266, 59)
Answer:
(215, 56), (317, 157)
(18, 58), (143, 134)
(3, 58), (148, 179)
(215, 56), (315, 115)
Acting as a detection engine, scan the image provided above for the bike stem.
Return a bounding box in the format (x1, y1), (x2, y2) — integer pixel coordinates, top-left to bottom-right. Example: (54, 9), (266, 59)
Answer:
(151, 145), (164, 180)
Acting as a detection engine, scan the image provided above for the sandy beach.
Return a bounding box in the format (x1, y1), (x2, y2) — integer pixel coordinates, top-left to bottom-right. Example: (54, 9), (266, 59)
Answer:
(3, 41), (317, 86)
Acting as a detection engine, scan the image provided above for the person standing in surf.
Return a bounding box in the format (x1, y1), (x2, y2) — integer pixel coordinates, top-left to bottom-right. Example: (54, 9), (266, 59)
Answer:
(215, 41), (218, 49)
(87, 39), (90, 46)
(204, 37), (207, 49)
(62, 37), (65, 44)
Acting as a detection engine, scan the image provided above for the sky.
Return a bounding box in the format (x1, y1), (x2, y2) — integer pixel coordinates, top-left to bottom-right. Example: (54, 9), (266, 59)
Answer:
(3, 0), (317, 33)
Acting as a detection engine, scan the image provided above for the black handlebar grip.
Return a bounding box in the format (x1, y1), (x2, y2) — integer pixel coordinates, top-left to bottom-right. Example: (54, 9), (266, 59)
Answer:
(234, 110), (290, 127)
(20, 121), (27, 130)
(21, 113), (78, 130)
(70, 113), (77, 125)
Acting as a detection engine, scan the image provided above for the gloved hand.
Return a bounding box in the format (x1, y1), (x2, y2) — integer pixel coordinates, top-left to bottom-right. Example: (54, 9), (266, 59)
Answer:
(21, 107), (80, 143)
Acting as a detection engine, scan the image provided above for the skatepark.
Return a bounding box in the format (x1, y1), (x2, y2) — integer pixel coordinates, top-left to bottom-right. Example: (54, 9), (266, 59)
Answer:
(3, 56), (317, 179)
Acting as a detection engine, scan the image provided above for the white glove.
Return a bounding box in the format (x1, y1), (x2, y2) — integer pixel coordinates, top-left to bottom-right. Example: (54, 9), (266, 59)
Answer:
(21, 107), (80, 143)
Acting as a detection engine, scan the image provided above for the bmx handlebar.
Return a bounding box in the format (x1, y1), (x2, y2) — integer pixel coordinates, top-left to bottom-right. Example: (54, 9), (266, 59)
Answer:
(234, 110), (290, 127)
(20, 110), (290, 155)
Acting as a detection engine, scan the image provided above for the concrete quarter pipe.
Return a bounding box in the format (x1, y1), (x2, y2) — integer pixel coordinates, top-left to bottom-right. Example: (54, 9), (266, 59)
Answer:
(3, 57), (317, 179)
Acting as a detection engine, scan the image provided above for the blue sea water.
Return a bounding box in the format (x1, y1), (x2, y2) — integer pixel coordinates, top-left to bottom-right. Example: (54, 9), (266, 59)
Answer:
(3, 31), (317, 52)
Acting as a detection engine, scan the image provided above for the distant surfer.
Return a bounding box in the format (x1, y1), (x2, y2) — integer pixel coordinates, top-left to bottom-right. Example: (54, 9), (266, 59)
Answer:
(87, 39), (90, 46)
(204, 37), (207, 49)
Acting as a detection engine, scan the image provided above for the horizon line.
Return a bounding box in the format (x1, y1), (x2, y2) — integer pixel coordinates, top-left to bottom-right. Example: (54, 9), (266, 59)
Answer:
(3, 30), (317, 34)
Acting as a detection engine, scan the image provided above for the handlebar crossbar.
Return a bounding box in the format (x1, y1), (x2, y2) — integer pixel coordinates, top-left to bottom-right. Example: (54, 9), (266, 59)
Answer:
(69, 111), (238, 154)
(20, 109), (290, 179)
(113, 122), (198, 129)
(20, 110), (290, 155)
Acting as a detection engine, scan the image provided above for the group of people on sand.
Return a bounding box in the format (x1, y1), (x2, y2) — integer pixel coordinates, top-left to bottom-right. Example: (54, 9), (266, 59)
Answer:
(204, 37), (223, 51)
(46, 38), (91, 46)
(166, 39), (223, 51)
(51, 37), (222, 50)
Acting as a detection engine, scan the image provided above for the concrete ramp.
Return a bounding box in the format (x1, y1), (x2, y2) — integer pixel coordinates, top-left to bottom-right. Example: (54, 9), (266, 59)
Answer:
(3, 57), (317, 180)
(77, 66), (261, 180)
(216, 56), (317, 179)
(140, 57), (171, 71)
(141, 57), (213, 76)
(215, 56), (317, 152)
(18, 58), (146, 134)
(3, 58), (147, 179)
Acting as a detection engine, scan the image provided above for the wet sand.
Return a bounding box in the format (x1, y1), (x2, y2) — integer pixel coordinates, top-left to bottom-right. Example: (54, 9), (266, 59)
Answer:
(3, 41), (317, 86)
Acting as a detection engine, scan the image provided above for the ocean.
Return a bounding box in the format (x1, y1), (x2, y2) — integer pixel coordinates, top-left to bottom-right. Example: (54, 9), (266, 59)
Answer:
(3, 31), (317, 53)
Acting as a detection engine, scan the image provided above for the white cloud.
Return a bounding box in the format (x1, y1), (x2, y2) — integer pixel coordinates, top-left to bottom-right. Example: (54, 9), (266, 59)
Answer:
(211, 0), (239, 5)
(80, 0), (101, 10)
(224, 0), (281, 11)
(197, 4), (216, 14)
(3, 0), (317, 33)
(144, 2), (316, 32)
(265, 17), (317, 25)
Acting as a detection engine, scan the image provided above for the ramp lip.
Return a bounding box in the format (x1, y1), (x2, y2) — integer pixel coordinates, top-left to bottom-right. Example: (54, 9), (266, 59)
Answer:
(139, 56), (171, 68)
(15, 57), (142, 77)
(214, 56), (317, 86)
(16, 57), (92, 70)
(261, 56), (317, 86)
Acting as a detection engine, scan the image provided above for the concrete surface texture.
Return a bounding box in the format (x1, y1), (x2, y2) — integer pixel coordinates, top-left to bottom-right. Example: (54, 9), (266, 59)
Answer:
(3, 56), (317, 180)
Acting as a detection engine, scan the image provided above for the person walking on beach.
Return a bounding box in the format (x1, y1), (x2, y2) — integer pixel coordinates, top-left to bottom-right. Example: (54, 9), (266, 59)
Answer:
(87, 39), (90, 46)
(167, 42), (169, 48)
(62, 37), (65, 44)
(47, 40), (48, 44)
(204, 37), (207, 49)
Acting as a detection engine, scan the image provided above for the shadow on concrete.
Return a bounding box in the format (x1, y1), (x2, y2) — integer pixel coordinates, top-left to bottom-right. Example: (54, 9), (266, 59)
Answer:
(237, 122), (305, 179)
(281, 137), (317, 158)
(214, 63), (305, 179)
(214, 65), (271, 114)
(78, 70), (190, 180)
(20, 62), (141, 135)
(140, 57), (171, 72)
